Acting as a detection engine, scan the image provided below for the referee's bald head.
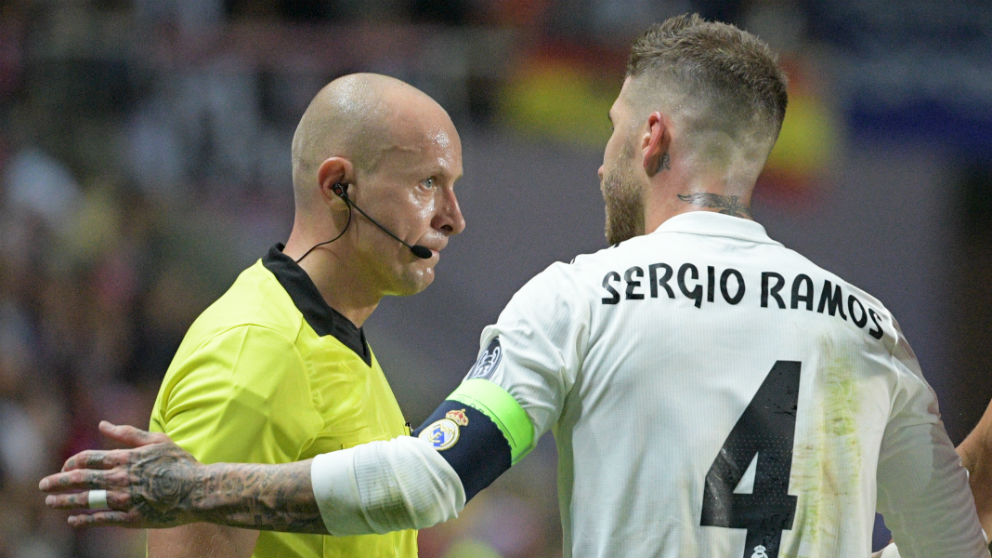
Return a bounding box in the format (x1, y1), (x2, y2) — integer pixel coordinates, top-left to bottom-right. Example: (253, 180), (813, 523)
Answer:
(290, 73), (454, 216)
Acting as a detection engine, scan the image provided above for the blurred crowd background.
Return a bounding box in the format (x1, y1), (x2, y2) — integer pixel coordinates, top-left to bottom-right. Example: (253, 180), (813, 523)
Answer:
(1, 1), (991, 556)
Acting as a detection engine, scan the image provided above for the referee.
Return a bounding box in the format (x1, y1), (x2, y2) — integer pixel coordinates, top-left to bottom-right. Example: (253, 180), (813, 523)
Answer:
(141, 73), (464, 557)
(42, 15), (987, 558)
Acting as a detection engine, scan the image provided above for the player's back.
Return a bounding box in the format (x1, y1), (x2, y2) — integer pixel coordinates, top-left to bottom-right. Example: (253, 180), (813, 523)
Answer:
(545, 212), (982, 557)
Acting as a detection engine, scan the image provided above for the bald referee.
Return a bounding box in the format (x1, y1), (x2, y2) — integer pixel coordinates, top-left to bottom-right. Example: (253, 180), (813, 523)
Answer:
(127, 73), (464, 557)
(41, 15), (987, 558)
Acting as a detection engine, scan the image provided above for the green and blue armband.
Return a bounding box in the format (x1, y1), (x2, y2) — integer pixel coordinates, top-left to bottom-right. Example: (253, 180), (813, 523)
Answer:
(413, 379), (536, 501)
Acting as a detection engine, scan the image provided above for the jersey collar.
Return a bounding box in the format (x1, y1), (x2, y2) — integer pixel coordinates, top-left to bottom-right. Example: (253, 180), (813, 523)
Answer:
(263, 244), (372, 365)
(651, 211), (781, 246)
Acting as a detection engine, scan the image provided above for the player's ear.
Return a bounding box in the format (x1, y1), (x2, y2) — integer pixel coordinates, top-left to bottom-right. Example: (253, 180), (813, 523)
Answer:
(317, 157), (354, 207)
(642, 111), (671, 176)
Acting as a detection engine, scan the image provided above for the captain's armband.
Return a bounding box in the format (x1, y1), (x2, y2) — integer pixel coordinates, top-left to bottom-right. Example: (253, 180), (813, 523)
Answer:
(413, 379), (535, 501)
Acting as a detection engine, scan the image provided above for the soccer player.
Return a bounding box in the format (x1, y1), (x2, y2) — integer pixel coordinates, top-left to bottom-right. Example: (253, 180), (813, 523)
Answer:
(127, 73), (465, 557)
(40, 14), (988, 558)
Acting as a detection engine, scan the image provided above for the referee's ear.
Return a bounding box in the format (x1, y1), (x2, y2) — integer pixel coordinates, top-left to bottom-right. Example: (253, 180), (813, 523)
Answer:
(317, 157), (354, 207)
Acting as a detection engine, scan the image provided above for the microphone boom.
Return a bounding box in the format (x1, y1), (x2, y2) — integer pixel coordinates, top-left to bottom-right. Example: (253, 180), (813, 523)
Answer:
(339, 188), (432, 260)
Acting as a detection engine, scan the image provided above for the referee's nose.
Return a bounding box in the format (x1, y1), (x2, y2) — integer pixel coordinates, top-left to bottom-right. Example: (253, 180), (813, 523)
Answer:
(432, 187), (466, 236)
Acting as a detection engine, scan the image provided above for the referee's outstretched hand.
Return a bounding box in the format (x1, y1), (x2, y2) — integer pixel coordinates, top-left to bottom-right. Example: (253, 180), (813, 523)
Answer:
(38, 420), (201, 528)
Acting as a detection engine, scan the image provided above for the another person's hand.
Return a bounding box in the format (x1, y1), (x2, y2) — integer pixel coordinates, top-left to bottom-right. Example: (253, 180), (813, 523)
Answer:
(39, 420), (202, 528)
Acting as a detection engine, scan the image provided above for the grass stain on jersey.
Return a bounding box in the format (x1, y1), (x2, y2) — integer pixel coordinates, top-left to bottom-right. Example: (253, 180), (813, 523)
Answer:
(785, 341), (863, 558)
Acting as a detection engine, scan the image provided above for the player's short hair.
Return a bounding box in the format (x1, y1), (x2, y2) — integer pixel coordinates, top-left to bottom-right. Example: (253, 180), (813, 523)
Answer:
(625, 13), (788, 148)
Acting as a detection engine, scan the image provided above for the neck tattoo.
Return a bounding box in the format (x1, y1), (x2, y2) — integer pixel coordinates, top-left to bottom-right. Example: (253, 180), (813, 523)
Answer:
(677, 193), (752, 218)
(656, 152), (671, 174)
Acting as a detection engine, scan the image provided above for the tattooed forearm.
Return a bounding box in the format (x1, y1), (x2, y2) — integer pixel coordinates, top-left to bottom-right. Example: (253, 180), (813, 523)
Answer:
(677, 193), (752, 218)
(120, 440), (326, 533)
(40, 424), (331, 531)
(193, 461), (327, 534)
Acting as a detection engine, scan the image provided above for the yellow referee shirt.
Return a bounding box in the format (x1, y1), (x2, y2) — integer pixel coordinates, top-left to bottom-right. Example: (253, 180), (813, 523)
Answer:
(149, 244), (416, 558)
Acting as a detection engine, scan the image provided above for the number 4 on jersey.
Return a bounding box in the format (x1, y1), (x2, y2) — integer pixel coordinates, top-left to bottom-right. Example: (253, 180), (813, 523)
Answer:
(700, 360), (801, 558)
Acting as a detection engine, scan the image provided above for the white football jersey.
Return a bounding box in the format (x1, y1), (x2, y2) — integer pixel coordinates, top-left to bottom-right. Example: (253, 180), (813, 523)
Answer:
(470, 212), (987, 558)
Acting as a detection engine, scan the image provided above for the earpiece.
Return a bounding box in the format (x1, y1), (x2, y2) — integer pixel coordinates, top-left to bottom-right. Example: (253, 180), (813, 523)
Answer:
(331, 182), (349, 198)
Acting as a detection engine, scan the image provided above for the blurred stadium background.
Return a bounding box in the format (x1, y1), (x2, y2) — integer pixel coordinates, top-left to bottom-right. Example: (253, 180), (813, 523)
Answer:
(1, 1), (991, 556)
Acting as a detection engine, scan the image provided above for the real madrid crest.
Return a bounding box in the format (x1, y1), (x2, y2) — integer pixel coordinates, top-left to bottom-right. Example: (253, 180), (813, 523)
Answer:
(445, 408), (469, 426)
(418, 409), (469, 451)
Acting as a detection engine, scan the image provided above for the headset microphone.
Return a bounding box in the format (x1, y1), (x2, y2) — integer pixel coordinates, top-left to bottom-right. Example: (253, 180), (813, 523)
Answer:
(331, 183), (432, 259)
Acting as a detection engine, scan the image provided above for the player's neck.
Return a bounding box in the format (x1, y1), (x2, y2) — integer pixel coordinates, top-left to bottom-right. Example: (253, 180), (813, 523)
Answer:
(645, 170), (755, 230)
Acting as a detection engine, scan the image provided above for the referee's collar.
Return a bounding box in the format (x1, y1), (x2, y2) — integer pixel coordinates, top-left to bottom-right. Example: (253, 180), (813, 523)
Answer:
(262, 244), (371, 366)
(651, 211), (779, 245)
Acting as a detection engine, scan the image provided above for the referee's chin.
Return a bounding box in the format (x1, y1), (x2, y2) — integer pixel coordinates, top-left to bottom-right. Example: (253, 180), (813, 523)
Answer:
(386, 266), (436, 297)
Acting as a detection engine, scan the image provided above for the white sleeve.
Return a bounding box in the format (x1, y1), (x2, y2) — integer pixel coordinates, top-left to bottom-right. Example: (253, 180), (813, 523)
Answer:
(875, 327), (989, 557)
(473, 262), (588, 438)
(309, 436), (466, 535)
(875, 542), (900, 558)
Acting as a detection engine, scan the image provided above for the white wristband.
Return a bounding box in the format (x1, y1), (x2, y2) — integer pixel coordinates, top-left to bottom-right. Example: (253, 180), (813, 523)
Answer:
(310, 449), (370, 535)
(310, 437), (465, 535)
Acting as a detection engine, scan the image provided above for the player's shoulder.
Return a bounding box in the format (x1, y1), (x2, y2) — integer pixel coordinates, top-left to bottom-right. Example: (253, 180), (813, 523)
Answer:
(771, 243), (911, 355)
(558, 236), (645, 272)
(786, 244), (897, 322)
(518, 244), (621, 294)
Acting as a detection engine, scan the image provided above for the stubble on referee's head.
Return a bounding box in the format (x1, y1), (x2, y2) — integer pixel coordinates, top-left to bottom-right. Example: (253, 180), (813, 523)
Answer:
(282, 73), (466, 326)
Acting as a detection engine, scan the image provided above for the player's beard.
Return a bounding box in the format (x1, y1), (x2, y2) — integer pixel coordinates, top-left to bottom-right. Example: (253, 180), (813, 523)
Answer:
(601, 141), (644, 245)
